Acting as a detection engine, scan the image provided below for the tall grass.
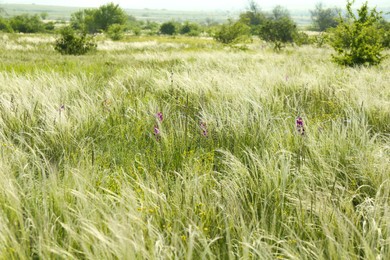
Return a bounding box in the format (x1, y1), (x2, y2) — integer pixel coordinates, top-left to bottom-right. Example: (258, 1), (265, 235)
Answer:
(0, 33), (389, 259)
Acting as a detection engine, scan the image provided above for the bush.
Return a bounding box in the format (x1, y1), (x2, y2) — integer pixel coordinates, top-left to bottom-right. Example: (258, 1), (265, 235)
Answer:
(9, 14), (45, 33)
(330, 0), (386, 66)
(379, 19), (390, 48)
(294, 32), (310, 46)
(179, 22), (201, 36)
(0, 17), (13, 32)
(159, 22), (176, 35)
(107, 23), (125, 40)
(214, 20), (251, 44)
(54, 26), (97, 55)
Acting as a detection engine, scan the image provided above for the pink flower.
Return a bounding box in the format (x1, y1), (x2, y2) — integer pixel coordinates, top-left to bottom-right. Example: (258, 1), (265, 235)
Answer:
(154, 126), (160, 141)
(154, 126), (160, 135)
(156, 112), (163, 122)
(296, 116), (305, 135)
(200, 121), (208, 137)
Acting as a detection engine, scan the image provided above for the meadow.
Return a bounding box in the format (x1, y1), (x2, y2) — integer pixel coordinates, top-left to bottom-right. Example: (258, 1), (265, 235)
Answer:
(0, 33), (389, 259)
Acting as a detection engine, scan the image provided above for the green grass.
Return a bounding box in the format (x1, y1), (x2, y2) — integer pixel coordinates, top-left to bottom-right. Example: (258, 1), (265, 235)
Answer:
(0, 32), (389, 259)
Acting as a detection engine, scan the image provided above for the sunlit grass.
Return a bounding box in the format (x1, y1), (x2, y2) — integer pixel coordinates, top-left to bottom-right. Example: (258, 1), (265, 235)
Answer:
(0, 33), (389, 259)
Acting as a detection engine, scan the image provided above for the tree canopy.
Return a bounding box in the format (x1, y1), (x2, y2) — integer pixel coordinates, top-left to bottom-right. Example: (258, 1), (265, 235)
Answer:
(70, 2), (127, 34)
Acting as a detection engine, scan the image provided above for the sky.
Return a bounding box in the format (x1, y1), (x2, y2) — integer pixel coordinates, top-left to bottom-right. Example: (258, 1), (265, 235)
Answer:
(1, 0), (389, 10)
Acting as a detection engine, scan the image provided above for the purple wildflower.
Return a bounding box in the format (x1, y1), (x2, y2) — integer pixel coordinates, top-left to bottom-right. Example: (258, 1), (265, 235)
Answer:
(296, 116), (305, 135)
(154, 126), (160, 135)
(200, 121), (208, 137)
(154, 126), (161, 141)
(156, 112), (163, 122)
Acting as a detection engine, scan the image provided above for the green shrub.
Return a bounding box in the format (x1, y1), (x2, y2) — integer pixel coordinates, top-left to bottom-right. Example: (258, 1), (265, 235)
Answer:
(0, 17), (13, 32)
(159, 21), (177, 35)
(379, 19), (390, 48)
(293, 32), (310, 46)
(179, 22), (201, 36)
(9, 14), (45, 33)
(54, 26), (97, 55)
(107, 23), (125, 40)
(330, 0), (386, 66)
(214, 20), (251, 44)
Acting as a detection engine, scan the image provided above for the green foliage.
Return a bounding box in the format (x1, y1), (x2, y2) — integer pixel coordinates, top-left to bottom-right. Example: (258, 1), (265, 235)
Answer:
(239, 1), (267, 35)
(179, 21), (201, 36)
(294, 31), (310, 46)
(310, 3), (339, 31)
(311, 32), (330, 48)
(94, 2), (127, 32)
(0, 17), (13, 32)
(330, 0), (386, 66)
(9, 14), (45, 33)
(214, 20), (251, 44)
(70, 2), (127, 34)
(54, 26), (97, 55)
(107, 23), (125, 40)
(379, 19), (390, 48)
(159, 21), (177, 35)
(258, 6), (297, 51)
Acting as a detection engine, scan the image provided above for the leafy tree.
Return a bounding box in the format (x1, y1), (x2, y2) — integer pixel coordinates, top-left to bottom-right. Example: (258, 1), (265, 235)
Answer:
(330, 0), (386, 66)
(93, 2), (127, 31)
(70, 3), (127, 34)
(214, 20), (251, 44)
(259, 6), (297, 50)
(54, 26), (97, 55)
(9, 14), (45, 33)
(239, 0), (267, 34)
(310, 3), (339, 31)
(159, 21), (177, 35)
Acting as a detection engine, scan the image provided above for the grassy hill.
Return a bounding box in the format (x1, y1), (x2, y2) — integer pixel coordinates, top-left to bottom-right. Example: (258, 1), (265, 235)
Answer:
(0, 33), (389, 258)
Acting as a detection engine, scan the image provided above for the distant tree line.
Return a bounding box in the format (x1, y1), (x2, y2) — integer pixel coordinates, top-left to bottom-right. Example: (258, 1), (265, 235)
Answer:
(0, 1), (389, 65)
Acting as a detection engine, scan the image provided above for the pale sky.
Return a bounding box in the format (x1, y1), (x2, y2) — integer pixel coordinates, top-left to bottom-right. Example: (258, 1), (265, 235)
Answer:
(1, 0), (389, 10)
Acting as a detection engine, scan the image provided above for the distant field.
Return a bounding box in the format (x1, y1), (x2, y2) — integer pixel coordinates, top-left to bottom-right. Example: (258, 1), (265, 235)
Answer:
(1, 3), (389, 25)
(0, 3), (315, 25)
(0, 4), (237, 24)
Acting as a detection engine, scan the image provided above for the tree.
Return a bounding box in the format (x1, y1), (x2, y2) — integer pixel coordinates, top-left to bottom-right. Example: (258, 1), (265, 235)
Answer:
(93, 2), (127, 32)
(214, 20), (251, 44)
(259, 6), (298, 50)
(310, 3), (339, 31)
(159, 21), (176, 35)
(330, 0), (386, 66)
(70, 9), (97, 33)
(239, 0), (267, 34)
(9, 14), (45, 33)
(70, 2), (127, 34)
(54, 26), (97, 55)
